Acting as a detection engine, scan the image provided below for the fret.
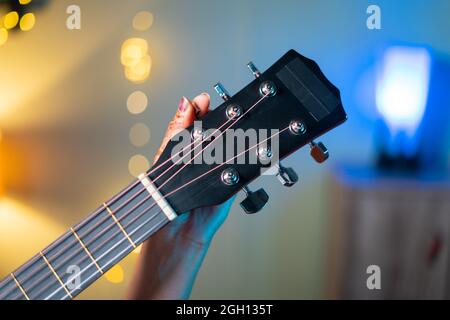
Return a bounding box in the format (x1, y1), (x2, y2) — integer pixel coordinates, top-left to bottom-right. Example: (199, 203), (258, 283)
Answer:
(0, 177), (175, 300)
(13, 252), (67, 300)
(42, 230), (102, 299)
(75, 204), (134, 272)
(108, 177), (171, 248)
(103, 202), (136, 248)
(40, 252), (73, 299)
(10, 273), (30, 300)
(0, 275), (26, 300)
(70, 227), (104, 274)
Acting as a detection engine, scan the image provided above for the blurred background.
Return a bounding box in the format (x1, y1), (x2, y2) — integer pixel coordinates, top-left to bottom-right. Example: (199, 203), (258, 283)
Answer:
(0, 0), (449, 299)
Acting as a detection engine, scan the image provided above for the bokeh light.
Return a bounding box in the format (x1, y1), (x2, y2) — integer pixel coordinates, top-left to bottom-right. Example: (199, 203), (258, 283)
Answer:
(0, 28), (8, 46)
(120, 38), (151, 83)
(129, 123), (151, 147)
(120, 38), (148, 67)
(127, 90), (148, 115)
(376, 46), (431, 135)
(19, 13), (35, 31)
(4, 12), (19, 30)
(124, 54), (152, 84)
(128, 154), (150, 177)
(19, 0), (33, 4)
(104, 264), (124, 284)
(132, 11), (154, 31)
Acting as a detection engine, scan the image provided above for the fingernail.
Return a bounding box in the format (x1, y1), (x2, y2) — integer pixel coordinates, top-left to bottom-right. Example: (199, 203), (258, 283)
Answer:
(178, 96), (189, 113)
(201, 92), (210, 99)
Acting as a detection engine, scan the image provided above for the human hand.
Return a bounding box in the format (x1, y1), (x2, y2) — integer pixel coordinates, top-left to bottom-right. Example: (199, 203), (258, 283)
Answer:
(128, 93), (234, 299)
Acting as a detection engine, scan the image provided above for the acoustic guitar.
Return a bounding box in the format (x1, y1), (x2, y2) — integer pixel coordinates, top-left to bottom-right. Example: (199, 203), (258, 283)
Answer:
(0, 49), (347, 300)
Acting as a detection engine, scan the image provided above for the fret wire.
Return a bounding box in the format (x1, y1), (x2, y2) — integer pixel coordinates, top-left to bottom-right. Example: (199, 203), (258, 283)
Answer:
(0, 180), (139, 296)
(10, 273), (30, 300)
(3, 122), (285, 300)
(57, 211), (169, 300)
(70, 227), (104, 274)
(1, 93), (271, 299)
(103, 202), (136, 248)
(39, 252), (73, 299)
(17, 195), (155, 300)
(0, 199), (133, 298)
(30, 200), (164, 300)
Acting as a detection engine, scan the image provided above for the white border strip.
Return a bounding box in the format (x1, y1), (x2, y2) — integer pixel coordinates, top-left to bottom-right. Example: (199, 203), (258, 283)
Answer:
(138, 174), (178, 221)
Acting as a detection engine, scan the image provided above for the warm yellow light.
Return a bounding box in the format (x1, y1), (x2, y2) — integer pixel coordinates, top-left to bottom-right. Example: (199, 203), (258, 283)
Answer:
(133, 11), (154, 31)
(0, 28), (8, 46)
(120, 38), (148, 67)
(124, 54), (152, 83)
(19, 0), (33, 4)
(104, 264), (124, 284)
(19, 13), (35, 31)
(128, 154), (150, 177)
(4, 12), (19, 30)
(127, 90), (148, 115)
(133, 244), (142, 254)
(0, 197), (65, 270)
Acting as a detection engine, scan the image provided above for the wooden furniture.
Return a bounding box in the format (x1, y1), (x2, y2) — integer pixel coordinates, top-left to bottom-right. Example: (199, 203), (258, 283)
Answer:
(327, 165), (450, 299)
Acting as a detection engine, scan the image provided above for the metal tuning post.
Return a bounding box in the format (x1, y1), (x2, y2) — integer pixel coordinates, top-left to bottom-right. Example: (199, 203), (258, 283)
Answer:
(275, 162), (298, 187)
(247, 61), (261, 78)
(213, 82), (231, 101)
(309, 141), (329, 163)
(240, 186), (269, 214)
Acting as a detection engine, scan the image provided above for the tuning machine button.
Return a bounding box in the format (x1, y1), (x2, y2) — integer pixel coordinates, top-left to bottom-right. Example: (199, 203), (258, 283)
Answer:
(226, 104), (242, 119)
(289, 120), (307, 135)
(213, 82), (231, 101)
(275, 163), (298, 187)
(240, 186), (269, 214)
(309, 141), (329, 163)
(191, 127), (205, 141)
(247, 61), (261, 78)
(221, 168), (240, 186)
(259, 81), (277, 97)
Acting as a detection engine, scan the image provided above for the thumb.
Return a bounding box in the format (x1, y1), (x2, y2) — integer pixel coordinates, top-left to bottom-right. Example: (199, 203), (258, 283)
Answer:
(153, 97), (196, 163)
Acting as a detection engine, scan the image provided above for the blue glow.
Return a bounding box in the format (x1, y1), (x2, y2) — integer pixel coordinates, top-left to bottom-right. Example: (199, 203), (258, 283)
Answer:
(376, 46), (431, 135)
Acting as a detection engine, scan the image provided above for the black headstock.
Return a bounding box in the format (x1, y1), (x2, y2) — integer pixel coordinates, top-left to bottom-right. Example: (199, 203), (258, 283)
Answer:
(148, 49), (347, 214)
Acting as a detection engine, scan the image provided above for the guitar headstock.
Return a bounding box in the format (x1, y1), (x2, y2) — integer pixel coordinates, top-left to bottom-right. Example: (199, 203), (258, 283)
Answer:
(149, 49), (347, 214)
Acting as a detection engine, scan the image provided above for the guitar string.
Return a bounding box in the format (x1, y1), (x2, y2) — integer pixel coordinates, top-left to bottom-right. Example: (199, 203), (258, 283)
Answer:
(51, 125), (290, 300)
(22, 125), (287, 300)
(1, 93), (270, 299)
(2, 92), (269, 295)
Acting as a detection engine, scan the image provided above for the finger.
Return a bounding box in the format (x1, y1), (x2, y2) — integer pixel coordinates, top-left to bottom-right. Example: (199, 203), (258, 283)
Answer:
(191, 92), (210, 119)
(153, 96), (196, 163)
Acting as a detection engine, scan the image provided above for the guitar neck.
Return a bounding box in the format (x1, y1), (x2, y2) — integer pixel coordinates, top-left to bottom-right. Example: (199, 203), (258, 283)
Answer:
(0, 175), (174, 300)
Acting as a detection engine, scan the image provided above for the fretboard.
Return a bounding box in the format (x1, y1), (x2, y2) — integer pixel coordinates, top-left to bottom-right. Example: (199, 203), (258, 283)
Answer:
(0, 176), (174, 300)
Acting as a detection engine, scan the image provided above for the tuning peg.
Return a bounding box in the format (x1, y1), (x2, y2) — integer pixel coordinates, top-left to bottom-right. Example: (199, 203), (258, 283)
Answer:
(213, 82), (231, 101)
(275, 163), (298, 187)
(309, 141), (329, 163)
(240, 186), (269, 214)
(247, 61), (261, 78)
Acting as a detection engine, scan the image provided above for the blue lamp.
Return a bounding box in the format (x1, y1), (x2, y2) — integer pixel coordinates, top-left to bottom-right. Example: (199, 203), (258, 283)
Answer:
(375, 46), (431, 170)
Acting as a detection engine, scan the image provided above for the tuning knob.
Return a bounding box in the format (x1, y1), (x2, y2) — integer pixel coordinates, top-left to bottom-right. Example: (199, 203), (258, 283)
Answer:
(247, 61), (261, 78)
(275, 163), (298, 187)
(213, 82), (231, 101)
(240, 186), (269, 214)
(309, 141), (329, 163)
